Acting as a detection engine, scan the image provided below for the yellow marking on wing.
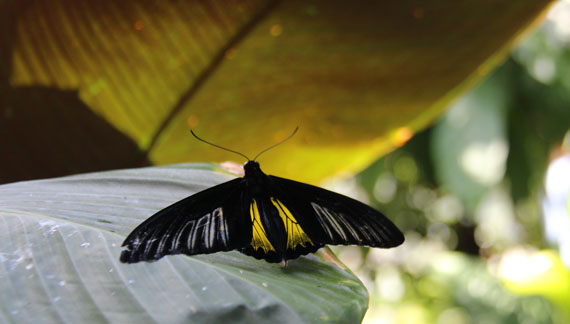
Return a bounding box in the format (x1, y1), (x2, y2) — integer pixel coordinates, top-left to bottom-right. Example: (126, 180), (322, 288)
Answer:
(250, 199), (275, 253)
(271, 197), (313, 250)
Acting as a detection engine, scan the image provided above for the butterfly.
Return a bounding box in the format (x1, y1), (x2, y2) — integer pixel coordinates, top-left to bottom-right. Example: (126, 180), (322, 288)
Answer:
(120, 128), (404, 266)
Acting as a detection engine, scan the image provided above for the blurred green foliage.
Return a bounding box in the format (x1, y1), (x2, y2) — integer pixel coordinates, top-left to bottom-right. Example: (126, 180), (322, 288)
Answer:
(335, 4), (570, 323)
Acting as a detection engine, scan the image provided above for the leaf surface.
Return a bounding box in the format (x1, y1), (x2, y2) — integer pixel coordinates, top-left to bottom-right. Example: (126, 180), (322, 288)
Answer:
(0, 164), (367, 323)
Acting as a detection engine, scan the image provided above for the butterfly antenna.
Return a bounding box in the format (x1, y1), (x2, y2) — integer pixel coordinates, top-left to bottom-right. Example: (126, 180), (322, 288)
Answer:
(190, 130), (251, 161)
(253, 126), (299, 161)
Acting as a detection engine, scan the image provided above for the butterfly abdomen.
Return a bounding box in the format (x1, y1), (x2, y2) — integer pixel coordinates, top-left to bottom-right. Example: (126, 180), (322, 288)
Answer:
(250, 197), (287, 252)
(242, 165), (320, 262)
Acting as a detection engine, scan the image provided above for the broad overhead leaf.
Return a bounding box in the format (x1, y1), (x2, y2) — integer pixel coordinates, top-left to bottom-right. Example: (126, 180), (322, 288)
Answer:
(0, 164), (368, 323)
(1, 0), (555, 184)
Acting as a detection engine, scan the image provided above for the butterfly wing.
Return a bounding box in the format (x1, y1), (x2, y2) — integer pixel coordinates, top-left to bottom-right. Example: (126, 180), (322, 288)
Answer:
(269, 176), (404, 248)
(120, 178), (251, 263)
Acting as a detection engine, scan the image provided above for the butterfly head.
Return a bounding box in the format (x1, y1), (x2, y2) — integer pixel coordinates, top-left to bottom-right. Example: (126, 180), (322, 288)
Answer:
(243, 160), (261, 176)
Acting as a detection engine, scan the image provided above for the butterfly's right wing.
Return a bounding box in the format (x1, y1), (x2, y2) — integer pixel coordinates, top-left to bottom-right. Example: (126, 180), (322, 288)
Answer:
(120, 178), (251, 263)
(269, 176), (404, 249)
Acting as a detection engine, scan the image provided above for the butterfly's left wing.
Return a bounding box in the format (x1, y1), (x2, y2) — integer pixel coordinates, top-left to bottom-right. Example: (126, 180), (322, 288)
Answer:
(269, 176), (404, 249)
(120, 178), (251, 263)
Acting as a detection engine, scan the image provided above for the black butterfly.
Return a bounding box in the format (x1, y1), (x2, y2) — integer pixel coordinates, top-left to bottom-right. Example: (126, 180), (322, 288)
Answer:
(120, 129), (404, 265)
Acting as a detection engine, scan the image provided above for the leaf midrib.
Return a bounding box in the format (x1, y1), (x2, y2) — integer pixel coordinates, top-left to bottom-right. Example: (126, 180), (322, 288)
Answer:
(143, 1), (282, 160)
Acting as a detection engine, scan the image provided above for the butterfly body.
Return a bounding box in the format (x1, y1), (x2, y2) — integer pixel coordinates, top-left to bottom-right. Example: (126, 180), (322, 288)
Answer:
(120, 161), (404, 264)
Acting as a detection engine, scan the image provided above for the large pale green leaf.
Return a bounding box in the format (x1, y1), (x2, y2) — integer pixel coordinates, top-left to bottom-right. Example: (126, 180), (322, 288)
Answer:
(0, 164), (367, 323)
(0, 0), (554, 184)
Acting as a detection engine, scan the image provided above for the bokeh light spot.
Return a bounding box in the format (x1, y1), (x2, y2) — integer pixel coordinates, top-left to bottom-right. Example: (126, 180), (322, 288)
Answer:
(393, 155), (418, 183)
(460, 140), (508, 186)
(134, 20), (144, 31)
(270, 24), (283, 37)
(392, 126), (414, 147)
(427, 195), (463, 224)
(498, 249), (553, 283)
(437, 307), (470, 324)
(186, 114), (199, 128)
(373, 172), (397, 203)
(412, 8), (425, 19)
(225, 48), (236, 60)
(375, 266), (405, 302)
(531, 55), (556, 84)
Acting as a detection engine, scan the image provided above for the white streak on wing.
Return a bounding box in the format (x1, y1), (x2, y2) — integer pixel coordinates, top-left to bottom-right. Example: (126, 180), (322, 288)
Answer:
(197, 215), (210, 249)
(223, 214), (229, 245)
(213, 208), (227, 247)
(203, 212), (211, 249)
(188, 216), (204, 251)
(312, 203), (334, 239)
(358, 224), (374, 242)
(377, 223), (392, 241)
(364, 219), (388, 242)
(143, 228), (161, 256)
(181, 208), (227, 251)
(322, 207), (348, 241)
(334, 213), (361, 242)
(207, 208), (219, 249)
(312, 203), (347, 241)
(172, 220), (194, 250)
(157, 230), (171, 253)
(367, 226), (383, 242)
